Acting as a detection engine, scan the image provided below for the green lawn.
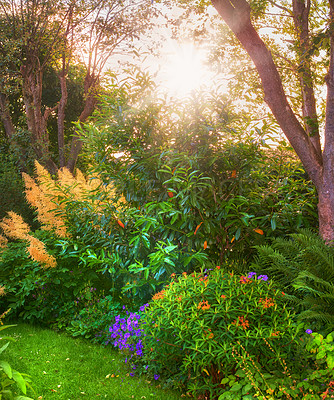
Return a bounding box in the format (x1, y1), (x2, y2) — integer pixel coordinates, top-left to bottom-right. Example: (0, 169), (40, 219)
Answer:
(3, 324), (184, 400)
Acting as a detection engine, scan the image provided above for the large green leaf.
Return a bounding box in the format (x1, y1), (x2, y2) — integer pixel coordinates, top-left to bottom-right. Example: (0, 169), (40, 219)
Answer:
(11, 371), (27, 394)
(0, 342), (10, 356)
(0, 360), (12, 378)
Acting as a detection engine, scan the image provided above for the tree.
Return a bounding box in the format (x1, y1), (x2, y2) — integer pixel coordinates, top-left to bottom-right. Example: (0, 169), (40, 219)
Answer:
(0, 0), (155, 173)
(210, 0), (334, 242)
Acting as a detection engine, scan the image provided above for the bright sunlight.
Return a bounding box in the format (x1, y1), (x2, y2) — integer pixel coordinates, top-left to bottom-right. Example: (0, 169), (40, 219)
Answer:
(158, 42), (214, 97)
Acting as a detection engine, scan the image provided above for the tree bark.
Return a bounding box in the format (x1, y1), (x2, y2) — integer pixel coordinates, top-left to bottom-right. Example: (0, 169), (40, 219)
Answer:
(211, 0), (334, 242)
(58, 64), (68, 168)
(320, 0), (334, 242)
(0, 93), (15, 139)
(66, 74), (99, 172)
(20, 64), (58, 175)
(292, 0), (321, 157)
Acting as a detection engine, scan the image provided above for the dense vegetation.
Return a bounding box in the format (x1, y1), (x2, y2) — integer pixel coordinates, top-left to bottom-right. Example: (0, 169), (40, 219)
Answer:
(1, 1), (334, 399)
(1, 72), (333, 399)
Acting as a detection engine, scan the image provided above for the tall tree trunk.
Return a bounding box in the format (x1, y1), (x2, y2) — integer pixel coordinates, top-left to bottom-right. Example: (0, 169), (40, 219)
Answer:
(320, 0), (334, 242)
(293, 0), (322, 157)
(0, 93), (15, 139)
(20, 64), (58, 175)
(211, 0), (334, 242)
(66, 74), (99, 172)
(58, 64), (68, 168)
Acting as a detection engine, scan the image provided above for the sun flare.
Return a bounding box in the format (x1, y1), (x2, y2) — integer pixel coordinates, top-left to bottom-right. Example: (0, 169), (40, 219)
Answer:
(159, 42), (211, 97)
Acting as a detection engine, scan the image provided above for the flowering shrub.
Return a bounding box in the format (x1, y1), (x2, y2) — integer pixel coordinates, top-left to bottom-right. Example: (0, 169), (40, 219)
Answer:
(218, 329), (334, 399)
(140, 268), (301, 399)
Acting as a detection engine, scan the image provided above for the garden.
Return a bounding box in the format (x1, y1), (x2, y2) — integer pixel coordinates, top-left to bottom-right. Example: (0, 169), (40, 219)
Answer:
(1, 74), (334, 400)
(2, 1), (334, 399)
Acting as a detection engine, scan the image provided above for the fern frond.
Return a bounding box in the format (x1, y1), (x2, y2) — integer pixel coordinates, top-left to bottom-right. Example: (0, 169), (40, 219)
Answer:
(253, 230), (334, 331)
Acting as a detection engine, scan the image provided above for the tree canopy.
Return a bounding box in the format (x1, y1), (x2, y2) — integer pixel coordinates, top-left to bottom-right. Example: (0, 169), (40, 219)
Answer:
(0, 0), (156, 173)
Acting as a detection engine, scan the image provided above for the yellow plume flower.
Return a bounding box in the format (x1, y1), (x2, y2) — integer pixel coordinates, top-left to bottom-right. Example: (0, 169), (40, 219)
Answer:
(22, 165), (67, 238)
(0, 212), (30, 240)
(26, 236), (57, 268)
(0, 235), (8, 249)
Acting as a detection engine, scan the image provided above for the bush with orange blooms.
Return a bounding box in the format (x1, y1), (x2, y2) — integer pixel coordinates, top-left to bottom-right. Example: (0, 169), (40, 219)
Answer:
(139, 267), (301, 399)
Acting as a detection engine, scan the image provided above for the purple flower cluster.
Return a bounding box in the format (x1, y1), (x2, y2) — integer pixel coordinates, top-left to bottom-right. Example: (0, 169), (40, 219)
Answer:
(109, 304), (149, 358)
(247, 272), (269, 281)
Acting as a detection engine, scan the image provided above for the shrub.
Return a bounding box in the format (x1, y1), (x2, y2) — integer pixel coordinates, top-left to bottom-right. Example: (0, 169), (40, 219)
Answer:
(81, 71), (318, 268)
(139, 267), (301, 399)
(65, 292), (123, 344)
(218, 329), (334, 399)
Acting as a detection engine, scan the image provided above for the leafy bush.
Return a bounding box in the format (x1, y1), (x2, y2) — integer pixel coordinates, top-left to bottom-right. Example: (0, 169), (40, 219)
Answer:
(0, 137), (36, 228)
(251, 229), (334, 333)
(0, 236), (97, 324)
(218, 329), (334, 400)
(65, 292), (123, 344)
(80, 71), (318, 269)
(139, 267), (301, 399)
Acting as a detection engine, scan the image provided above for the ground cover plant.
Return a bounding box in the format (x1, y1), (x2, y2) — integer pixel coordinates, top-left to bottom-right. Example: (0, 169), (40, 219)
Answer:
(3, 323), (183, 400)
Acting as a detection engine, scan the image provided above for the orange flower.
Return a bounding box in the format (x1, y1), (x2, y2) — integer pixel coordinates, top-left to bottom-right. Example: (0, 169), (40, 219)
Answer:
(198, 300), (210, 310)
(171, 273), (176, 278)
(205, 329), (214, 339)
(221, 295), (226, 299)
(259, 297), (275, 308)
(182, 272), (187, 277)
(199, 277), (209, 287)
(203, 241), (208, 249)
(232, 316), (249, 330)
(177, 296), (182, 302)
(271, 331), (280, 337)
(167, 191), (174, 198)
(216, 266), (220, 270)
(152, 290), (165, 300)
(240, 276), (251, 284)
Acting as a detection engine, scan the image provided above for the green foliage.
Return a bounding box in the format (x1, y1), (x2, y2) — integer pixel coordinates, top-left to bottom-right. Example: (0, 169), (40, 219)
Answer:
(140, 267), (300, 399)
(0, 139), (36, 227)
(0, 325), (33, 400)
(218, 329), (334, 399)
(0, 230), (114, 326)
(61, 172), (209, 306)
(80, 72), (318, 271)
(64, 293), (123, 344)
(251, 230), (334, 333)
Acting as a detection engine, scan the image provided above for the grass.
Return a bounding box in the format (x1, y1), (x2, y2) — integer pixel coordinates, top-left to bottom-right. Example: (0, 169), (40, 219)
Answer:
(3, 323), (184, 400)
